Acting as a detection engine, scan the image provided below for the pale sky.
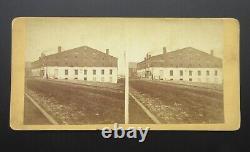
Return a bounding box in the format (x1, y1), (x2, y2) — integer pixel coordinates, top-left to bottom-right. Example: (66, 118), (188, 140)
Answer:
(26, 18), (224, 75)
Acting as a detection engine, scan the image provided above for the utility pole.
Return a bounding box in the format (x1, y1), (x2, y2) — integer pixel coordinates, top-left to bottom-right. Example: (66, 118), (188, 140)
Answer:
(124, 51), (129, 124)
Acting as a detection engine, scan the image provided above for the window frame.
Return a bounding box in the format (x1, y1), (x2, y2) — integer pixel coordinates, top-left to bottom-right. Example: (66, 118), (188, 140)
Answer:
(84, 69), (87, 75)
(215, 70), (218, 76)
(65, 69), (68, 75)
(75, 69), (78, 75)
(198, 70), (201, 76)
(206, 70), (210, 76)
(180, 70), (183, 76)
(189, 70), (192, 76)
(170, 70), (173, 76)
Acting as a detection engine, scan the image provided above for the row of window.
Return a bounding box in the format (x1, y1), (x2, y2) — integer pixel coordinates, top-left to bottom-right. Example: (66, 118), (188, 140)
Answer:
(64, 76), (113, 82)
(166, 70), (218, 76)
(64, 69), (113, 75)
(168, 77), (218, 82)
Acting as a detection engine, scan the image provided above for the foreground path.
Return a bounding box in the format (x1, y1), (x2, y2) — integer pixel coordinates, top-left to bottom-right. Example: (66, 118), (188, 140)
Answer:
(130, 80), (224, 124)
(25, 79), (125, 124)
(129, 96), (155, 124)
(24, 95), (52, 125)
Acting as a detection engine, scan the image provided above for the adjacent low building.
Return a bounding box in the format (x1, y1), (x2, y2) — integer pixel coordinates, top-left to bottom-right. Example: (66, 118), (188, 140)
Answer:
(31, 46), (118, 83)
(25, 62), (32, 77)
(129, 62), (138, 78)
(137, 47), (223, 84)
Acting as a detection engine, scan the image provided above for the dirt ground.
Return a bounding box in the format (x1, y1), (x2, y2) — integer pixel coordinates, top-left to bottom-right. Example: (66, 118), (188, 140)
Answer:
(130, 80), (224, 124)
(24, 96), (52, 125)
(25, 79), (125, 124)
(24, 78), (224, 125)
(129, 96), (154, 124)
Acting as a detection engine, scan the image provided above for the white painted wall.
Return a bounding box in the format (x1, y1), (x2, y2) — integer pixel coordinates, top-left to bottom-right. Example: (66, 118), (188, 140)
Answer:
(31, 66), (118, 83)
(137, 67), (223, 84)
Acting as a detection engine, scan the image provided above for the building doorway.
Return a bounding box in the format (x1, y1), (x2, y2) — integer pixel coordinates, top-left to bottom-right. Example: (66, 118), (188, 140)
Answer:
(159, 70), (164, 80)
(54, 69), (58, 79)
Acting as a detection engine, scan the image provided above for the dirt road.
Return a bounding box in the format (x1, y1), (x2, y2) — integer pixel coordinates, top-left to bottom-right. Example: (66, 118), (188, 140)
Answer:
(24, 96), (52, 125)
(25, 79), (125, 124)
(130, 80), (224, 124)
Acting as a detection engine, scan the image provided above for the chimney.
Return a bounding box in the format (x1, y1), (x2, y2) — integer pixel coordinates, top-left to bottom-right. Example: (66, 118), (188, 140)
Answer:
(163, 47), (167, 54)
(106, 49), (109, 55)
(58, 46), (62, 53)
(210, 50), (214, 56)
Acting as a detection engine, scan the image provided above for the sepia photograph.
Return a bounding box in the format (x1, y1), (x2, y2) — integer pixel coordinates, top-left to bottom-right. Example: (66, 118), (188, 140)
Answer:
(10, 17), (240, 130)
(2, 0), (248, 150)
(127, 20), (224, 124)
(23, 18), (126, 125)
(129, 47), (223, 124)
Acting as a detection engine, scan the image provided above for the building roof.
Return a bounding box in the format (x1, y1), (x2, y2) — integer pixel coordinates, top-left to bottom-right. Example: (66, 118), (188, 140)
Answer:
(137, 47), (222, 69)
(31, 46), (118, 68)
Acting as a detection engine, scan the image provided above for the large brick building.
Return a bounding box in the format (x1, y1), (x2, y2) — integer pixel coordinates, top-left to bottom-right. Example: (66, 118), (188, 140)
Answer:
(31, 46), (118, 83)
(137, 47), (223, 84)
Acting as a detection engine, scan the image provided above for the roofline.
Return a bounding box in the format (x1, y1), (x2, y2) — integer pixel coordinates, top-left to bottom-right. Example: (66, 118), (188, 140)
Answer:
(34, 45), (118, 62)
(138, 47), (222, 64)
